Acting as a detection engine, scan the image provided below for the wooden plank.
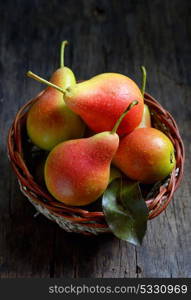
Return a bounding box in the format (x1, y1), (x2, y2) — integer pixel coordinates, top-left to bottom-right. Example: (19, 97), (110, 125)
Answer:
(0, 216), (56, 278)
(53, 231), (137, 278)
(133, 0), (191, 277)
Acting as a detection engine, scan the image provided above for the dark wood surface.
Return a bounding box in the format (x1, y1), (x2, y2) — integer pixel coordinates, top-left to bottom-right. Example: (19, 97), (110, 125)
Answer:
(0, 0), (190, 278)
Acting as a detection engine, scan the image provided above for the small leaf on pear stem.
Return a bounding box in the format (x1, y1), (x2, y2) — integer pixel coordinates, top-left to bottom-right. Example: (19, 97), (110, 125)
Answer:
(102, 177), (149, 246)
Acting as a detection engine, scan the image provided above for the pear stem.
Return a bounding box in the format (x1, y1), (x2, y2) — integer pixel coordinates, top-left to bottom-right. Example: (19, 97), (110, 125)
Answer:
(26, 71), (67, 95)
(111, 100), (138, 134)
(141, 65), (147, 96)
(60, 40), (68, 68)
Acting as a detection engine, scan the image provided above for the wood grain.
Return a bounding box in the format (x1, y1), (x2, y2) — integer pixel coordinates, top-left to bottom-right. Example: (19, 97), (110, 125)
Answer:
(0, 0), (190, 278)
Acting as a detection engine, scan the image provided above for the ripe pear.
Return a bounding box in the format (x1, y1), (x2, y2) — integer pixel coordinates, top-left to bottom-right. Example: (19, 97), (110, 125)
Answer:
(27, 71), (144, 136)
(26, 41), (85, 151)
(44, 101), (138, 206)
(113, 127), (176, 184)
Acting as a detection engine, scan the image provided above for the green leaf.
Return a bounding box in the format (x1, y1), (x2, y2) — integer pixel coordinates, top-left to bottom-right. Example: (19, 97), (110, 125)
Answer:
(102, 177), (149, 246)
(109, 166), (122, 183)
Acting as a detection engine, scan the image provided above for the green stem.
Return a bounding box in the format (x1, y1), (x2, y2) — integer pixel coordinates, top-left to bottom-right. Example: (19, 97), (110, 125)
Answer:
(26, 71), (67, 95)
(60, 40), (68, 68)
(141, 66), (147, 96)
(111, 100), (138, 134)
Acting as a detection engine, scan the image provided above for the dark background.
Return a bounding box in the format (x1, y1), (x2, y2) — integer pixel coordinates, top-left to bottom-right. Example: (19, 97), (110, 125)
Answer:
(0, 0), (191, 278)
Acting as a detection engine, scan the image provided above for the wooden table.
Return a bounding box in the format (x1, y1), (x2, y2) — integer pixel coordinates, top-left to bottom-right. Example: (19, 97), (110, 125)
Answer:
(0, 0), (190, 278)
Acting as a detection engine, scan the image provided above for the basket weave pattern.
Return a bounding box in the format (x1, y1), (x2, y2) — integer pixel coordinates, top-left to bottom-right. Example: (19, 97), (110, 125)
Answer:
(7, 92), (185, 235)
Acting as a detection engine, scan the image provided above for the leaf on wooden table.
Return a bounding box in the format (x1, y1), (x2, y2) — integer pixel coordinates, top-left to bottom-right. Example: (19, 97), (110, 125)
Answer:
(102, 177), (149, 246)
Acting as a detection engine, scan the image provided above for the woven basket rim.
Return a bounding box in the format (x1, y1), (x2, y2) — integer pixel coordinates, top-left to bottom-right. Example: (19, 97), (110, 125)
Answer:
(7, 91), (185, 233)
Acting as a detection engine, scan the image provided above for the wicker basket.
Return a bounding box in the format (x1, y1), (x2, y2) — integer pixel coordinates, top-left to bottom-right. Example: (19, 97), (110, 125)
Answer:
(7, 92), (185, 236)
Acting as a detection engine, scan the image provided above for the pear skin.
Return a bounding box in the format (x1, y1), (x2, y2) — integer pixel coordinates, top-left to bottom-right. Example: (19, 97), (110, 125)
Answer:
(113, 128), (176, 184)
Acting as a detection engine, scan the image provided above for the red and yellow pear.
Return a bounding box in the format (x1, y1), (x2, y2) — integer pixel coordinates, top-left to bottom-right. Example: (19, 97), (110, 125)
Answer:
(26, 41), (85, 151)
(64, 73), (143, 136)
(113, 67), (175, 184)
(113, 127), (176, 184)
(44, 101), (138, 206)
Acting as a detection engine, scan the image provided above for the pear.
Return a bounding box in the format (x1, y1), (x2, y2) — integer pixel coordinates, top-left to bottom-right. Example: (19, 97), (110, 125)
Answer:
(137, 104), (151, 128)
(44, 101), (138, 206)
(137, 66), (151, 128)
(113, 127), (176, 184)
(26, 41), (85, 151)
(27, 70), (144, 136)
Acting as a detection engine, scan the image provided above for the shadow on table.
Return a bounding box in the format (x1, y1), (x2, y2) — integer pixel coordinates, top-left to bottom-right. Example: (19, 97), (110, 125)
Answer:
(1, 202), (116, 278)
(52, 225), (116, 278)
